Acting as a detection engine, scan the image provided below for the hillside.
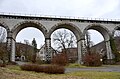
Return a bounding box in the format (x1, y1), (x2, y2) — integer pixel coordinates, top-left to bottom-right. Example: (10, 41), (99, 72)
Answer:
(91, 37), (120, 54)
(0, 42), (35, 61)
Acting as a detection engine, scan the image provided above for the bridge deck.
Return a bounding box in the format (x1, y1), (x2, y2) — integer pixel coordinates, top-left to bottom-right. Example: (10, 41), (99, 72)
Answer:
(0, 13), (120, 24)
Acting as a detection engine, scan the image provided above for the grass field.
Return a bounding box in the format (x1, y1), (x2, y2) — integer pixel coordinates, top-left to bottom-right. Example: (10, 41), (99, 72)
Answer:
(0, 65), (120, 79)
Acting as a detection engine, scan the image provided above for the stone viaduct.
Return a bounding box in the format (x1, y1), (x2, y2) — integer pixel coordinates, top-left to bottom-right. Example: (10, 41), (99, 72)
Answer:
(0, 13), (120, 64)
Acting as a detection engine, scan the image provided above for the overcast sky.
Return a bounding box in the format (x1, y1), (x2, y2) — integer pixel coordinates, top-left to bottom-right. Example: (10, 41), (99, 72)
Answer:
(0, 0), (120, 48)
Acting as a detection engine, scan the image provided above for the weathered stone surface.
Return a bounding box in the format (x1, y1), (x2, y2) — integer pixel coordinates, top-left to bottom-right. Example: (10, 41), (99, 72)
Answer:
(0, 14), (119, 63)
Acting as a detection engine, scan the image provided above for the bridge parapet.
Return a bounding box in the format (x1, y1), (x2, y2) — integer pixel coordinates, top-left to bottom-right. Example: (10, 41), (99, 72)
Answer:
(0, 12), (120, 24)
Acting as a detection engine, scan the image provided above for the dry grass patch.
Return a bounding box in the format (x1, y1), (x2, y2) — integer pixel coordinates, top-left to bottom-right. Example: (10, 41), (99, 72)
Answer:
(0, 65), (120, 79)
(0, 66), (84, 79)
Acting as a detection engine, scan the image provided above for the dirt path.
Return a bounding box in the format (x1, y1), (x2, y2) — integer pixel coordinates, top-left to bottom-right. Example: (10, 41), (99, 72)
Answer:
(65, 65), (120, 73)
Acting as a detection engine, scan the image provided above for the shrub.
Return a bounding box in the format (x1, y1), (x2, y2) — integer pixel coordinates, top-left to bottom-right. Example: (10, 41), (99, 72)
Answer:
(31, 54), (36, 63)
(51, 52), (68, 66)
(43, 65), (65, 74)
(20, 64), (65, 74)
(36, 59), (46, 64)
(0, 63), (6, 67)
(83, 53), (102, 66)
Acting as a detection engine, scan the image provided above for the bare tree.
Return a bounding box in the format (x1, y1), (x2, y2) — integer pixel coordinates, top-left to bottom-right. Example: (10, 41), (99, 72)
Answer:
(114, 30), (120, 37)
(0, 27), (6, 42)
(0, 26), (7, 64)
(114, 30), (120, 38)
(52, 29), (77, 52)
(84, 31), (95, 53)
(83, 31), (102, 66)
(84, 31), (91, 54)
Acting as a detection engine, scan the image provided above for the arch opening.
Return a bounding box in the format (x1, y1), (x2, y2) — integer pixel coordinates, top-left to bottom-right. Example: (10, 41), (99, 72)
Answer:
(83, 24), (111, 63)
(0, 26), (7, 43)
(113, 26), (120, 37)
(49, 23), (81, 63)
(87, 29), (104, 46)
(12, 21), (46, 62)
(51, 28), (77, 51)
(16, 27), (45, 49)
(0, 25), (7, 63)
(51, 28), (78, 63)
(113, 26), (120, 54)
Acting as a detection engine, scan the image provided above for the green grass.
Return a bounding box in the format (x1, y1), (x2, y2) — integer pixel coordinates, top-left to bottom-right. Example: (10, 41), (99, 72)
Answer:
(66, 63), (105, 68)
(66, 63), (87, 68)
(6, 65), (21, 70)
(66, 63), (120, 68)
(0, 65), (120, 79)
(68, 71), (120, 79)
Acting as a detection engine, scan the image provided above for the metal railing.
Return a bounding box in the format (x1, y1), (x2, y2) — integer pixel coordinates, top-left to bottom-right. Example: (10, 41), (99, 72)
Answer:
(0, 12), (120, 21)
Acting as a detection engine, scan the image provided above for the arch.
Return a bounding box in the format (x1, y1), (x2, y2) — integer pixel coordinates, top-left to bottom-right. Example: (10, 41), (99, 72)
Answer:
(0, 21), (10, 33)
(48, 22), (82, 40)
(0, 22), (10, 44)
(11, 21), (47, 39)
(112, 25), (120, 36)
(83, 23), (114, 60)
(10, 21), (47, 62)
(83, 24), (111, 41)
(48, 22), (83, 64)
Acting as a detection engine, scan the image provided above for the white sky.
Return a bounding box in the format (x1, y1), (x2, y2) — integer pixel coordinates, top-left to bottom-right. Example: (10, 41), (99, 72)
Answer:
(0, 0), (120, 48)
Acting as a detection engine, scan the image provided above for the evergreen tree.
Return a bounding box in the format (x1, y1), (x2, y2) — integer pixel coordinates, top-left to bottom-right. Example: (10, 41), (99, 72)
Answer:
(32, 38), (37, 63)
